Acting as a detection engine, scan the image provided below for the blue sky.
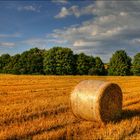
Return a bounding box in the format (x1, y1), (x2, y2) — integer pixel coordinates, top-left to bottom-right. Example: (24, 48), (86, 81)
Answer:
(0, 0), (140, 62)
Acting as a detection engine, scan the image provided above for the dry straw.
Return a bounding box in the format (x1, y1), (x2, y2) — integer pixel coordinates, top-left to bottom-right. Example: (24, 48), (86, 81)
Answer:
(70, 80), (122, 123)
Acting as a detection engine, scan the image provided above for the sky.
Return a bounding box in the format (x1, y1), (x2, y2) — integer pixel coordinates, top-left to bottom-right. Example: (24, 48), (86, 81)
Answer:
(0, 0), (140, 62)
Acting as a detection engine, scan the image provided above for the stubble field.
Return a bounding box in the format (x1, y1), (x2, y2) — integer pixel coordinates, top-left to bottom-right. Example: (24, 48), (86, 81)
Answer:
(0, 75), (140, 139)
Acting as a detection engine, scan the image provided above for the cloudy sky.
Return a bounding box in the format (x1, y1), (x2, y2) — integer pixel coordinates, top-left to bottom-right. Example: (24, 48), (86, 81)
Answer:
(0, 0), (140, 62)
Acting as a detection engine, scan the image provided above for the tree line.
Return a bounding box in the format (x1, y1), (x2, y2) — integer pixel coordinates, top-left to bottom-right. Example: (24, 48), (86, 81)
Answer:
(0, 47), (139, 76)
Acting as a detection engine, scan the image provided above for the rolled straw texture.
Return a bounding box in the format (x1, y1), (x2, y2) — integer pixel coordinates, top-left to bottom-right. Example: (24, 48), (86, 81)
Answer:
(70, 80), (122, 123)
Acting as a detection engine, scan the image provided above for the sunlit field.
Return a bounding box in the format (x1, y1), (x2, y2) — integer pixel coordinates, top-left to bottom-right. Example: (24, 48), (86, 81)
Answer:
(0, 75), (140, 139)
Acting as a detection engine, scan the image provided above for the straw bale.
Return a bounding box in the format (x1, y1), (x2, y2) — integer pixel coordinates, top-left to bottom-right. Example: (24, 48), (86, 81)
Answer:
(70, 80), (122, 123)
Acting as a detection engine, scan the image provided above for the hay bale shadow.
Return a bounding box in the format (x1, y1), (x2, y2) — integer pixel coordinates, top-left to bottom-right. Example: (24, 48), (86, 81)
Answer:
(114, 109), (140, 123)
(121, 109), (140, 120)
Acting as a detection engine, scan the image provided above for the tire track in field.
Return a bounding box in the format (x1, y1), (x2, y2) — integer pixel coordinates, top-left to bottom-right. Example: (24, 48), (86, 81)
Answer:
(9, 120), (81, 140)
(33, 121), (102, 140)
(0, 112), (79, 140)
(0, 106), (70, 127)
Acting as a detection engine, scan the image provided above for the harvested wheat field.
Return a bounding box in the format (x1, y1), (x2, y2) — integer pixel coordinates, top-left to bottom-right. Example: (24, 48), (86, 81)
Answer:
(0, 75), (140, 140)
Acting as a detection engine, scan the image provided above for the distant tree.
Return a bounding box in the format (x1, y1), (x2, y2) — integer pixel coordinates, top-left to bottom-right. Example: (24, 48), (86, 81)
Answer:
(95, 57), (106, 75)
(18, 48), (44, 74)
(88, 67), (98, 75)
(6, 54), (21, 74)
(73, 54), (79, 74)
(108, 50), (131, 76)
(88, 57), (106, 75)
(43, 48), (57, 75)
(0, 47), (134, 76)
(43, 47), (75, 75)
(76, 53), (95, 75)
(87, 56), (96, 75)
(0, 54), (11, 73)
(132, 52), (140, 75)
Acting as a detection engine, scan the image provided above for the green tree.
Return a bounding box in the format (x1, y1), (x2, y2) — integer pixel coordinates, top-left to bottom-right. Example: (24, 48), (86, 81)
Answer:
(76, 53), (95, 75)
(95, 57), (106, 75)
(0, 54), (11, 73)
(6, 54), (21, 74)
(18, 48), (44, 74)
(88, 57), (106, 75)
(108, 50), (131, 76)
(43, 47), (75, 75)
(132, 53), (140, 75)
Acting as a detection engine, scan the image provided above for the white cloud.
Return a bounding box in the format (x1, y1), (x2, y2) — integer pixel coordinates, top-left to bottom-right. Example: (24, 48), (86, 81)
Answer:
(0, 42), (16, 47)
(55, 1), (140, 19)
(120, 12), (128, 16)
(0, 33), (21, 38)
(23, 38), (47, 48)
(131, 38), (140, 45)
(16, 1), (140, 62)
(55, 4), (95, 18)
(52, 1), (140, 62)
(17, 5), (40, 12)
(73, 40), (99, 47)
(52, 0), (68, 4)
(55, 6), (80, 18)
(55, 7), (69, 18)
(23, 36), (67, 49)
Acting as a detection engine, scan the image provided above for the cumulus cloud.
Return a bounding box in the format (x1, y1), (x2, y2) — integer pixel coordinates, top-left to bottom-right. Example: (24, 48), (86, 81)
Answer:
(17, 5), (40, 12)
(52, 1), (140, 62)
(55, 6), (81, 18)
(55, 1), (140, 18)
(55, 7), (69, 18)
(0, 42), (16, 47)
(55, 4), (95, 18)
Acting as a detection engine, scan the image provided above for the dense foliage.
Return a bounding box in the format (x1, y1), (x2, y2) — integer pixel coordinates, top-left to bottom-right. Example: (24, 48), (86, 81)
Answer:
(0, 48), (44, 75)
(43, 47), (75, 75)
(17, 48), (44, 74)
(76, 53), (95, 75)
(108, 50), (131, 76)
(0, 47), (139, 75)
(0, 54), (11, 73)
(132, 53), (140, 75)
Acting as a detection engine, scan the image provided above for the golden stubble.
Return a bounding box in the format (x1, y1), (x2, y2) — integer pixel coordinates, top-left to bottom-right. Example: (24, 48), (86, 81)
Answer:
(0, 75), (140, 139)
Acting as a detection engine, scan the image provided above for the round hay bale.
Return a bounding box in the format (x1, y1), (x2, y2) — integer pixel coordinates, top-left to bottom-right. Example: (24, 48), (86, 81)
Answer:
(70, 80), (122, 123)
